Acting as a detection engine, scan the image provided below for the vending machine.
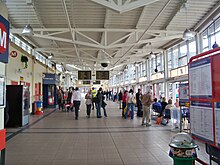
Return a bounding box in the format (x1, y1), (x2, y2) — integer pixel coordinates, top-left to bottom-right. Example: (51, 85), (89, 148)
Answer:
(6, 85), (30, 127)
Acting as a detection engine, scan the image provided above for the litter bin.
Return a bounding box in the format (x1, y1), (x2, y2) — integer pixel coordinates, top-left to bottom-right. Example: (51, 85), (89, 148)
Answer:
(35, 101), (43, 115)
(169, 132), (198, 165)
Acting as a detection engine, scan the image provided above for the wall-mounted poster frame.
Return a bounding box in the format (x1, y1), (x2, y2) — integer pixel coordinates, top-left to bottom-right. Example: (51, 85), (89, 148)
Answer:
(188, 47), (220, 150)
(0, 75), (6, 108)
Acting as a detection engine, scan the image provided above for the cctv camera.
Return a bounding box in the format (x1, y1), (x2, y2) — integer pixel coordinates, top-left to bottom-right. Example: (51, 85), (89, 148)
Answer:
(100, 60), (110, 67)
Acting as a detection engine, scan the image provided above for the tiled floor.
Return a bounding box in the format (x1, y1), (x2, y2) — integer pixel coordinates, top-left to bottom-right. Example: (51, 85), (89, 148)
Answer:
(6, 100), (210, 165)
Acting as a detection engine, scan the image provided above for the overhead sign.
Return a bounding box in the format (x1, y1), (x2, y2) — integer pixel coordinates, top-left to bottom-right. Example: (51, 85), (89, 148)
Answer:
(42, 73), (60, 85)
(78, 71), (91, 80)
(96, 71), (109, 80)
(0, 15), (9, 63)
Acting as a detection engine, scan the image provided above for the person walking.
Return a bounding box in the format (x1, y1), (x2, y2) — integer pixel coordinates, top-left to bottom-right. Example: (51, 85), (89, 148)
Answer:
(141, 90), (153, 126)
(85, 90), (92, 118)
(136, 89), (142, 117)
(118, 90), (123, 109)
(96, 87), (103, 118)
(122, 90), (128, 118)
(124, 89), (136, 119)
(72, 87), (81, 120)
(58, 87), (64, 111)
(91, 87), (97, 110)
(101, 91), (108, 117)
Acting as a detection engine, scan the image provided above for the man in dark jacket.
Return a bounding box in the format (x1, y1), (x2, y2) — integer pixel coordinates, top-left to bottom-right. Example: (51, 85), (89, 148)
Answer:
(96, 87), (102, 118)
(136, 89), (142, 117)
(118, 90), (123, 109)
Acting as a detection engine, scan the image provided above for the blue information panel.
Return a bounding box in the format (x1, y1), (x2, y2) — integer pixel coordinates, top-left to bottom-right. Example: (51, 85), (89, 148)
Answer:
(189, 58), (212, 99)
(190, 101), (214, 143)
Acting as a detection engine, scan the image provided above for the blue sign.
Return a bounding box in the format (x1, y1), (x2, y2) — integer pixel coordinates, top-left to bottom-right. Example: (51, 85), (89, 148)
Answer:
(189, 58), (210, 69)
(191, 101), (212, 107)
(0, 15), (9, 63)
(42, 73), (60, 85)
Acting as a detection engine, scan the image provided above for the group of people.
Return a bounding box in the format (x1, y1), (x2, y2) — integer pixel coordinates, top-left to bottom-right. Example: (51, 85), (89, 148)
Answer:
(58, 86), (178, 125)
(119, 88), (179, 126)
(57, 86), (108, 120)
(152, 97), (179, 124)
(85, 87), (107, 118)
(58, 86), (81, 120)
(120, 89), (153, 126)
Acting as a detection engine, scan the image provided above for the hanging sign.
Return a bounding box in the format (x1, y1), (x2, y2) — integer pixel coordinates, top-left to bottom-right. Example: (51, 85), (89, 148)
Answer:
(0, 15), (9, 63)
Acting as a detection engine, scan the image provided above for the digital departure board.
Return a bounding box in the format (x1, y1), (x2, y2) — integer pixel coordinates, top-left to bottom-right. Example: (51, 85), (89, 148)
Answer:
(78, 71), (91, 80)
(96, 71), (109, 80)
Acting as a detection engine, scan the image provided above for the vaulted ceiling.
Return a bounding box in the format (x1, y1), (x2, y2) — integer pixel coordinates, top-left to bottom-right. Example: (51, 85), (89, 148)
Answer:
(5, 0), (220, 75)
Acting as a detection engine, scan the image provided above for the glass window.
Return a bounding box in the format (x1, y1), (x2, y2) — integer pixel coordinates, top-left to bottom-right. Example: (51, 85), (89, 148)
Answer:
(168, 50), (172, 70)
(160, 53), (164, 72)
(179, 56), (187, 66)
(156, 54), (161, 71)
(180, 44), (187, 57)
(142, 62), (146, 76)
(202, 30), (208, 52)
(189, 40), (196, 58)
(173, 48), (179, 68)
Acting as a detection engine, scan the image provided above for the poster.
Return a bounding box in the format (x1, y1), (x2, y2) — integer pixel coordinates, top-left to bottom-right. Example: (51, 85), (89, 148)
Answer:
(215, 103), (220, 146)
(190, 101), (213, 143)
(189, 58), (212, 99)
(179, 83), (189, 106)
(0, 76), (5, 107)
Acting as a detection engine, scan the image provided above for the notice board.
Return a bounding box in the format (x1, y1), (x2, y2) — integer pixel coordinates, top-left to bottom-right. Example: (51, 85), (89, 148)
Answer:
(188, 47), (220, 149)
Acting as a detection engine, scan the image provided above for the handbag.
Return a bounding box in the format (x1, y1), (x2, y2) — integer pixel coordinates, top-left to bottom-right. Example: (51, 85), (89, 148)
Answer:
(132, 96), (136, 104)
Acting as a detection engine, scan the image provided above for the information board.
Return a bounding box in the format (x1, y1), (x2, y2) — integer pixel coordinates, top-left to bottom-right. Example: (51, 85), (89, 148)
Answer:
(78, 71), (91, 80)
(0, 76), (5, 108)
(96, 71), (109, 80)
(190, 101), (214, 143)
(83, 81), (91, 85)
(189, 58), (212, 99)
(179, 83), (189, 106)
(93, 80), (101, 84)
(215, 103), (220, 147)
